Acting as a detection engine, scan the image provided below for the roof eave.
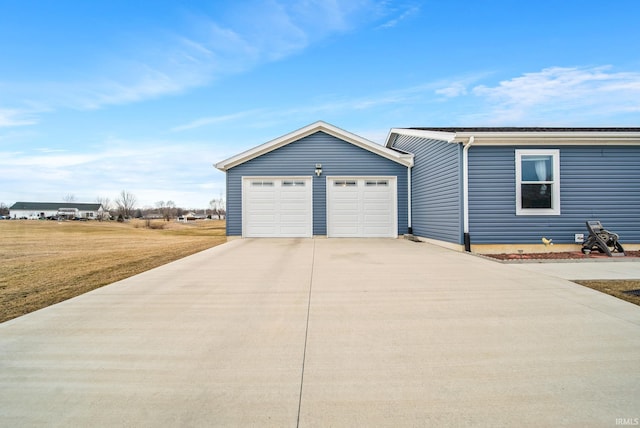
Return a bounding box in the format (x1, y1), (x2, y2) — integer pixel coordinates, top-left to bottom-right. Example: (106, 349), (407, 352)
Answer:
(385, 128), (457, 148)
(385, 128), (640, 147)
(453, 131), (640, 145)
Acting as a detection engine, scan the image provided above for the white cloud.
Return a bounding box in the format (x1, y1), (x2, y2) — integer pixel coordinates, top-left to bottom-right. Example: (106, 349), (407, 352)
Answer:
(0, 109), (38, 128)
(377, 4), (419, 29)
(169, 81), (439, 132)
(433, 72), (496, 100)
(2, 1), (388, 123)
(0, 140), (228, 208)
(171, 109), (264, 132)
(435, 83), (468, 98)
(470, 66), (640, 124)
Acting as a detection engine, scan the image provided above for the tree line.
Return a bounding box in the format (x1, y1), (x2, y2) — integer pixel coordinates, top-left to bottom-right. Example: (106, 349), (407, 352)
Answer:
(97, 190), (226, 221)
(0, 190), (225, 221)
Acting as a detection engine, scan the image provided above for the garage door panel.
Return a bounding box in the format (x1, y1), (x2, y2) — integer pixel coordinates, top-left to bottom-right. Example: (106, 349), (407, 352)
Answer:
(364, 213), (391, 222)
(250, 201), (276, 209)
(363, 192), (389, 200)
(249, 213), (277, 221)
(334, 214), (359, 222)
(243, 177), (312, 237)
(333, 194), (358, 202)
(280, 203), (306, 212)
(280, 190), (307, 199)
(281, 214), (308, 222)
(333, 203), (358, 213)
(328, 177), (396, 238)
(363, 202), (390, 211)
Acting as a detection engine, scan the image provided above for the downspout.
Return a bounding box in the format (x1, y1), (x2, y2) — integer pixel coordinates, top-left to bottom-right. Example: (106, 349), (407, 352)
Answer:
(407, 166), (412, 235)
(462, 136), (475, 252)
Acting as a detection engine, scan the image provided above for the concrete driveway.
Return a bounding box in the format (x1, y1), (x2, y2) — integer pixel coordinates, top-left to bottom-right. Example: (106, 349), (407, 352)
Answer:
(1, 238), (639, 427)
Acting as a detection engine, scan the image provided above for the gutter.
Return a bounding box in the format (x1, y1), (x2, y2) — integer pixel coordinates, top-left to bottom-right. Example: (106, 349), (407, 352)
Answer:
(462, 136), (475, 252)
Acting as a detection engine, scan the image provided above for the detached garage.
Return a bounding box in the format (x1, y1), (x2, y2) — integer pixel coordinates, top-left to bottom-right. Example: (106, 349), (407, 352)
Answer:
(215, 121), (413, 238)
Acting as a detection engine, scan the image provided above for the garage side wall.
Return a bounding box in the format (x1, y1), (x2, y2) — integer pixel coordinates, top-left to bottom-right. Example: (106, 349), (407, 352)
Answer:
(391, 135), (463, 244)
(468, 145), (640, 244)
(226, 131), (409, 236)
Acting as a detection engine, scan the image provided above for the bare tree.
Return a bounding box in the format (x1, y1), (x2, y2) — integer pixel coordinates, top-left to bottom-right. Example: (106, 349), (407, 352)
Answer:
(95, 196), (112, 220)
(209, 194), (226, 219)
(165, 200), (176, 221)
(116, 190), (137, 219)
(156, 200), (165, 213)
(156, 200), (176, 221)
(63, 194), (76, 202)
(0, 202), (9, 216)
(209, 198), (217, 219)
(96, 196), (112, 210)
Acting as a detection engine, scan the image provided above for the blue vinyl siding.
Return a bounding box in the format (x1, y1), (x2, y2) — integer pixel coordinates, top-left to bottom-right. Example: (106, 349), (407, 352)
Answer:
(392, 135), (463, 243)
(226, 131), (408, 236)
(468, 146), (640, 244)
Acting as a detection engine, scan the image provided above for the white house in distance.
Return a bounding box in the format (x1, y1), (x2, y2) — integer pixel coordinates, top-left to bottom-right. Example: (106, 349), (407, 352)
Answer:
(9, 202), (106, 220)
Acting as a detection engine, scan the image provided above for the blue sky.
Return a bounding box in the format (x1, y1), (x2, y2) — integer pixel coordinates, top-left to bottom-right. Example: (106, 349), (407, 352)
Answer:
(1, 1), (639, 209)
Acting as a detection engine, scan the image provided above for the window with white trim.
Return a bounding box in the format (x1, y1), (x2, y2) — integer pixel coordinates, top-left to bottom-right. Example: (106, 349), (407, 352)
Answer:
(515, 149), (560, 215)
(365, 180), (389, 187)
(334, 180), (357, 187)
(251, 180), (274, 187)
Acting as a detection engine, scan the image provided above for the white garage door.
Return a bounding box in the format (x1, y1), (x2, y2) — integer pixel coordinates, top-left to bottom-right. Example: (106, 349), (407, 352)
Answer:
(243, 177), (312, 237)
(327, 177), (397, 238)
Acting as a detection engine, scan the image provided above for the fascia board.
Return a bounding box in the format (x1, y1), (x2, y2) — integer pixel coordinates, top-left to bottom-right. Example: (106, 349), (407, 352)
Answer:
(454, 131), (640, 145)
(215, 122), (323, 171)
(216, 121), (413, 171)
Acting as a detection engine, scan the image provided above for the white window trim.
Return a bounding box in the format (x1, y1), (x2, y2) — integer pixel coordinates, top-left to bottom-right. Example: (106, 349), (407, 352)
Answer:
(515, 149), (560, 216)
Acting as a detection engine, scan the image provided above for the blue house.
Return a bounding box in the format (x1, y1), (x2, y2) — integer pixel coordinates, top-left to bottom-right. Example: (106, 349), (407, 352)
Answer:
(215, 121), (413, 238)
(387, 127), (640, 253)
(217, 122), (640, 253)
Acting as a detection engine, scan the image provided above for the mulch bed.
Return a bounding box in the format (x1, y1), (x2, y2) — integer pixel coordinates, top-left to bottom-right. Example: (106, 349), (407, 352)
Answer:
(486, 250), (640, 261)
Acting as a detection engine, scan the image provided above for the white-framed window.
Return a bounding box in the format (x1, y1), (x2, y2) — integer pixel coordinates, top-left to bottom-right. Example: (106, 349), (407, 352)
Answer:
(515, 149), (560, 215)
(251, 180), (274, 187)
(365, 180), (389, 187)
(333, 180), (357, 187)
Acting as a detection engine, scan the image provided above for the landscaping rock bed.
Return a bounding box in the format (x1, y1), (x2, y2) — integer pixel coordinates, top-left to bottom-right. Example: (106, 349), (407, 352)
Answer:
(485, 250), (640, 261)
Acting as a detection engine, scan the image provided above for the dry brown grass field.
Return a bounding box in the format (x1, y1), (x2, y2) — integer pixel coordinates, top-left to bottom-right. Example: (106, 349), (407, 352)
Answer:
(0, 219), (226, 323)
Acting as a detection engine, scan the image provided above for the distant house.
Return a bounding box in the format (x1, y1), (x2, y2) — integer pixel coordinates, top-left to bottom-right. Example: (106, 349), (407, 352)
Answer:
(216, 121), (640, 253)
(177, 211), (207, 222)
(9, 202), (106, 220)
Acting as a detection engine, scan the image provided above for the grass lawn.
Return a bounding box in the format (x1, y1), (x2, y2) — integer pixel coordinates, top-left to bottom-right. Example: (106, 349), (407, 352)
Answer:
(0, 219), (226, 323)
(574, 280), (640, 307)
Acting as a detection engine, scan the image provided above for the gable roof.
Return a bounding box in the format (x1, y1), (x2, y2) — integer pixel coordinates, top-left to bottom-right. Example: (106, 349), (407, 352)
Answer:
(215, 121), (413, 171)
(386, 127), (640, 147)
(10, 202), (104, 211)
